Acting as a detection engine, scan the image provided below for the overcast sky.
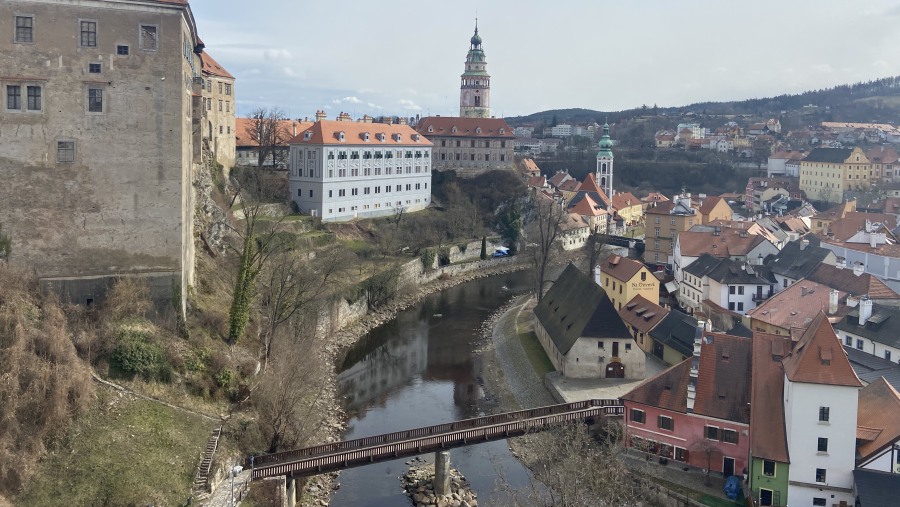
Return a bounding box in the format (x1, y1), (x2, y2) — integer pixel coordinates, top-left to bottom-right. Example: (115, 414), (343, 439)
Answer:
(189, 0), (900, 120)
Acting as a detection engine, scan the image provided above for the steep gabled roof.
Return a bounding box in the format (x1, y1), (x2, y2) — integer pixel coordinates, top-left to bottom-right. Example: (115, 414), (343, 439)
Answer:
(611, 192), (641, 211)
(533, 264), (630, 355)
(200, 50), (234, 79)
(747, 281), (846, 332)
(750, 333), (791, 462)
(622, 359), (691, 412)
(693, 333), (752, 423)
(697, 196), (730, 217)
(684, 254), (722, 278)
(782, 312), (863, 387)
(568, 193), (608, 217)
(857, 377), (900, 464)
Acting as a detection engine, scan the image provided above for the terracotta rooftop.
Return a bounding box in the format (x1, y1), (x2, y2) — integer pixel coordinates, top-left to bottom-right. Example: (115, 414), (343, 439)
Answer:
(697, 196), (729, 216)
(611, 191), (640, 211)
(568, 193), (608, 217)
(693, 333), (752, 423)
(521, 158), (540, 175)
(806, 263), (900, 300)
(747, 280), (846, 332)
(618, 295), (668, 334)
(559, 179), (581, 192)
(812, 200), (856, 221)
(822, 212), (897, 242)
(782, 312), (863, 387)
(603, 255), (648, 283)
(865, 145), (900, 165)
(559, 213), (589, 232)
(235, 118), (313, 148)
(548, 171), (573, 189)
(416, 116), (514, 139)
(749, 332), (791, 463)
(677, 230), (769, 258)
(641, 192), (670, 203)
(857, 377), (900, 463)
(289, 120), (431, 147)
(200, 51), (233, 79)
(525, 176), (546, 188)
(622, 359), (691, 413)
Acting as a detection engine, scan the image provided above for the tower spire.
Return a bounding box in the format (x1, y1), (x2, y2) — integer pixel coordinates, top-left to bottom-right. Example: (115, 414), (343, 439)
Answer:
(460, 23), (490, 118)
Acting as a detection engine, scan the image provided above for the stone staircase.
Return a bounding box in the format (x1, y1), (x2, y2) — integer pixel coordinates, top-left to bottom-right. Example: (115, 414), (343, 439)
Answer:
(193, 427), (222, 498)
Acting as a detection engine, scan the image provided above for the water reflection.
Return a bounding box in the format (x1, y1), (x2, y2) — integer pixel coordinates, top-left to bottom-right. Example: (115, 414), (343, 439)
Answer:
(330, 270), (533, 507)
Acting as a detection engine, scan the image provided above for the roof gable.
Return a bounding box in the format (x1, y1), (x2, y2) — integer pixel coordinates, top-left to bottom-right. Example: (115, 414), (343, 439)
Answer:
(782, 312), (863, 387)
(693, 333), (752, 423)
(622, 359), (691, 412)
(857, 377), (900, 463)
(618, 295), (669, 333)
(750, 333), (791, 462)
(415, 116), (514, 139)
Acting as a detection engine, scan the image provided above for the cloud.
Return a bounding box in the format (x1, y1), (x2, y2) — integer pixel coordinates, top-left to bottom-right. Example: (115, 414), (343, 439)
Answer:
(283, 67), (298, 77)
(332, 96), (364, 105)
(398, 99), (422, 111)
(812, 63), (834, 73)
(263, 48), (293, 60)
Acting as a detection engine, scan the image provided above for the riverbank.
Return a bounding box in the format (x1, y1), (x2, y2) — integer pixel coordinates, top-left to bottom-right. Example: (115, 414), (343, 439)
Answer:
(297, 258), (530, 507)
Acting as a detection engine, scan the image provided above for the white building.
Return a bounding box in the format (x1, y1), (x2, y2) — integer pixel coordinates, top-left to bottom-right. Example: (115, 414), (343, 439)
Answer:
(782, 313), (863, 507)
(680, 254), (776, 315)
(289, 116), (432, 222)
(550, 124), (573, 137)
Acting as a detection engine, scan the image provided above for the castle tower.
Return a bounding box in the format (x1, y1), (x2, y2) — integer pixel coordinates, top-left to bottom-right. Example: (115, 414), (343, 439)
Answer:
(596, 123), (614, 199)
(459, 22), (490, 118)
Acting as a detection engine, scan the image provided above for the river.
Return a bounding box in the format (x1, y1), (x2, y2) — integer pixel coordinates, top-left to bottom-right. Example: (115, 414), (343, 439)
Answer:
(331, 269), (535, 506)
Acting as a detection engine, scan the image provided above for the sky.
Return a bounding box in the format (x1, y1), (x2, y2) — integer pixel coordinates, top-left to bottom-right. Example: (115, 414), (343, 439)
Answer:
(189, 0), (900, 120)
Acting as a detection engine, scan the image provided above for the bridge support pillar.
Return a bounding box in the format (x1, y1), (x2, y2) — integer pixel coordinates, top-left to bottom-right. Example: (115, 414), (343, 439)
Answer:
(285, 477), (297, 507)
(434, 451), (451, 496)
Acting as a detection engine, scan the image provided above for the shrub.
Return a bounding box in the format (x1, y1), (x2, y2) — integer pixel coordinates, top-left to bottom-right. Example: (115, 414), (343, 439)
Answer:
(420, 249), (436, 270)
(111, 331), (161, 377)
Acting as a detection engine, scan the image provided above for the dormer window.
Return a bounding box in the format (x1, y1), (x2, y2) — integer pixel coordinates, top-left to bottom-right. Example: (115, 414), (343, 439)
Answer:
(304, 131), (313, 141)
(475, 127), (482, 134)
(499, 128), (505, 134)
(427, 126), (434, 133)
(451, 126), (458, 133)
(393, 133), (402, 142)
(412, 134), (420, 142)
(337, 131), (345, 142)
(363, 132), (370, 142)
(377, 132), (386, 142)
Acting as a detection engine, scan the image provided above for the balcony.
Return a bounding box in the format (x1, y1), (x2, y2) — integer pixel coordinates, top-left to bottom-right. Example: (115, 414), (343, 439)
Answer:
(752, 291), (774, 303)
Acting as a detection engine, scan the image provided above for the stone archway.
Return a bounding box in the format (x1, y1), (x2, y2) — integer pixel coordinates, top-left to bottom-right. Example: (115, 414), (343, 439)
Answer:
(605, 361), (625, 378)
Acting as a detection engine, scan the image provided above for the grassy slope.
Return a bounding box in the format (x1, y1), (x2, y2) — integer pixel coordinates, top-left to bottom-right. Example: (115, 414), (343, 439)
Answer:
(18, 387), (213, 507)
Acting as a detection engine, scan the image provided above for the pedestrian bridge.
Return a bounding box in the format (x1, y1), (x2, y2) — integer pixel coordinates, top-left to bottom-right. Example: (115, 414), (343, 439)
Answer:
(249, 398), (623, 480)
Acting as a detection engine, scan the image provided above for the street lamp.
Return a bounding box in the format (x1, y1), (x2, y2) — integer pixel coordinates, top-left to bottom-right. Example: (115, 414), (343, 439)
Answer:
(230, 465), (244, 507)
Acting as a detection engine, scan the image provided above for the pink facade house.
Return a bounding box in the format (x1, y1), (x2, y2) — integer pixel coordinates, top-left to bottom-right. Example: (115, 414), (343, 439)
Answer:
(622, 332), (752, 478)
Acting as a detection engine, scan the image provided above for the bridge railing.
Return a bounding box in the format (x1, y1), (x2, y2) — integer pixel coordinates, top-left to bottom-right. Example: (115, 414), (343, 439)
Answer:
(252, 399), (619, 467)
(252, 403), (623, 479)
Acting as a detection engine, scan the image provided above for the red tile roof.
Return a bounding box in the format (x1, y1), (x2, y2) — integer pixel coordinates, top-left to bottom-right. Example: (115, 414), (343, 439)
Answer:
(289, 120), (432, 146)
(697, 196), (730, 217)
(750, 333), (791, 462)
(416, 116), (514, 139)
(569, 193), (608, 217)
(558, 179), (581, 192)
(200, 51), (233, 80)
(548, 171), (573, 189)
(677, 230), (768, 258)
(603, 255), (648, 283)
(642, 192), (670, 203)
(747, 280), (846, 332)
(782, 312), (863, 387)
(823, 212), (897, 241)
(235, 118), (313, 148)
(612, 191), (640, 211)
(622, 359), (691, 413)
(693, 333), (752, 423)
(618, 295), (668, 334)
(857, 377), (900, 463)
(806, 263), (900, 300)
(526, 176), (546, 188)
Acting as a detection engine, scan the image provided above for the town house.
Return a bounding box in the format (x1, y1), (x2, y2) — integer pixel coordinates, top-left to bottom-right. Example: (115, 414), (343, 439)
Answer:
(597, 255), (659, 311)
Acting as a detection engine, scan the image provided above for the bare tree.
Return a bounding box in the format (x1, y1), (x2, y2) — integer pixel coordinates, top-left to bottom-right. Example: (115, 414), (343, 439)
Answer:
(496, 422), (649, 507)
(257, 247), (353, 371)
(689, 437), (723, 486)
(524, 194), (565, 302)
(248, 107), (291, 169)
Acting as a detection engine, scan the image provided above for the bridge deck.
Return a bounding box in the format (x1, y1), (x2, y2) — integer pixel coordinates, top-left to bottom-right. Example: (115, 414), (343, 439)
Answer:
(250, 399), (622, 479)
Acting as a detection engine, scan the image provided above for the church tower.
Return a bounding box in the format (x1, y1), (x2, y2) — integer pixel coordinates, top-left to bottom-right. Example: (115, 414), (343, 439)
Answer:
(596, 123), (614, 199)
(459, 23), (490, 118)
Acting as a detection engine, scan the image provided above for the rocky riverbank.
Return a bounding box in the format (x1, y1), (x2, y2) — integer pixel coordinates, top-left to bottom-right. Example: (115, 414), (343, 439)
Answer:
(298, 259), (529, 507)
(401, 458), (478, 507)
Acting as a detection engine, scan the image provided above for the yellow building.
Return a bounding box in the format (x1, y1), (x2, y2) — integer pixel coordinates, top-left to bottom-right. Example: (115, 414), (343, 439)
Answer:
(612, 192), (644, 226)
(800, 147), (871, 203)
(599, 255), (658, 311)
(643, 194), (732, 266)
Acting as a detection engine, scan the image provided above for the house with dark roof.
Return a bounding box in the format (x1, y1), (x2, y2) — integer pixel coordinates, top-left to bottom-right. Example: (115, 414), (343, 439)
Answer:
(623, 332), (752, 478)
(764, 239), (836, 290)
(648, 311), (700, 365)
(799, 147), (871, 203)
(835, 300), (900, 366)
(618, 295), (669, 356)
(853, 469), (900, 507)
(679, 255), (776, 316)
(533, 264), (645, 379)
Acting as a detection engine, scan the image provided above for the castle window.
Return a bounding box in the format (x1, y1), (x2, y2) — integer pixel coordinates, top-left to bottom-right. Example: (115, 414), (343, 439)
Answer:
(140, 24), (158, 51)
(79, 20), (97, 47)
(116, 45), (129, 55)
(89, 63), (101, 74)
(87, 87), (104, 113)
(57, 140), (75, 163)
(15, 15), (34, 44)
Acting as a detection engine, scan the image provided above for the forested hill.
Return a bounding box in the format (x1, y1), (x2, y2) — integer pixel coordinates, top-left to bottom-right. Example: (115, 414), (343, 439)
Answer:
(507, 76), (900, 126)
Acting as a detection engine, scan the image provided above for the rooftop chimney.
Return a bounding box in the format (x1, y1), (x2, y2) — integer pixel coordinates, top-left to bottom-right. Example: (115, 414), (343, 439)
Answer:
(593, 264), (602, 287)
(800, 239), (809, 251)
(853, 263), (865, 277)
(836, 258), (846, 270)
(687, 321), (705, 412)
(860, 295), (873, 325)
(829, 289), (839, 315)
(315, 110), (327, 122)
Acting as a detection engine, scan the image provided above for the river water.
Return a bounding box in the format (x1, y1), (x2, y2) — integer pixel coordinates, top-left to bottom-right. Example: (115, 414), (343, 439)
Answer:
(331, 270), (534, 506)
